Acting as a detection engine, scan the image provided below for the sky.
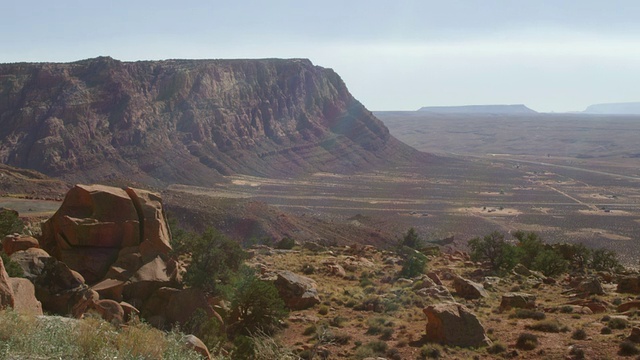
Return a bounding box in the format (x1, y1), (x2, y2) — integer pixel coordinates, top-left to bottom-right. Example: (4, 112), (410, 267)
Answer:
(2, 1), (639, 112)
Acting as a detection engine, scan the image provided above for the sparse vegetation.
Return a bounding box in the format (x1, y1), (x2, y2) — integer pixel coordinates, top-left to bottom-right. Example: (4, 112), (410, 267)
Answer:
(516, 332), (538, 350)
(526, 319), (569, 333)
(0, 310), (202, 360)
(619, 340), (640, 356)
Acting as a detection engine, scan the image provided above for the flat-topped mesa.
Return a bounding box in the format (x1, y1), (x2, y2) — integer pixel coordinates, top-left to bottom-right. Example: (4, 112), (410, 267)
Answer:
(0, 57), (419, 185)
(41, 184), (173, 284)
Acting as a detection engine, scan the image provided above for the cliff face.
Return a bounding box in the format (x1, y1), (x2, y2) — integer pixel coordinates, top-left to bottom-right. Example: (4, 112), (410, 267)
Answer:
(0, 57), (418, 185)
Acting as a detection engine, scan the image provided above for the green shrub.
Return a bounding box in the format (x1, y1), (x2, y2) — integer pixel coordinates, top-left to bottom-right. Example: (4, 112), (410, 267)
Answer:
(608, 317), (628, 330)
(619, 340), (640, 356)
(525, 319), (569, 333)
(591, 248), (623, 272)
(274, 237), (295, 250)
(515, 332), (538, 350)
(400, 227), (423, 249)
(317, 306), (329, 316)
(532, 248), (568, 276)
(419, 345), (442, 359)
(399, 252), (427, 278)
(228, 267), (288, 337)
(302, 325), (316, 336)
(468, 231), (518, 273)
(0, 252), (24, 278)
(601, 326), (612, 334)
(0, 209), (24, 238)
(572, 328), (587, 340)
(379, 327), (394, 341)
(487, 342), (506, 354)
(182, 228), (247, 295)
(510, 308), (546, 320)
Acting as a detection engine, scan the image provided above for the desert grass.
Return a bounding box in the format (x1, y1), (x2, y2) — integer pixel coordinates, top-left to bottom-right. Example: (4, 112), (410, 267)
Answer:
(0, 310), (202, 360)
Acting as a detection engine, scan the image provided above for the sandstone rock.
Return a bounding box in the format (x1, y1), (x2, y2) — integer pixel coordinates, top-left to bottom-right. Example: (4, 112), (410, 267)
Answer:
(322, 261), (346, 277)
(0, 257), (15, 309)
(423, 302), (491, 347)
(426, 271), (443, 285)
(618, 300), (640, 313)
(142, 287), (223, 332)
(566, 299), (608, 314)
(9, 278), (42, 315)
(10, 247), (97, 315)
(452, 275), (488, 299)
(125, 188), (172, 261)
(617, 276), (640, 294)
(576, 277), (604, 295)
(41, 185), (140, 283)
(3, 234), (39, 255)
(273, 270), (320, 310)
(91, 278), (125, 302)
(119, 301), (140, 322)
(183, 334), (212, 359)
(628, 327), (640, 343)
(412, 277), (437, 290)
(92, 299), (125, 325)
(122, 256), (180, 307)
(415, 285), (455, 302)
(513, 264), (532, 277)
(40, 184), (175, 286)
(500, 293), (536, 310)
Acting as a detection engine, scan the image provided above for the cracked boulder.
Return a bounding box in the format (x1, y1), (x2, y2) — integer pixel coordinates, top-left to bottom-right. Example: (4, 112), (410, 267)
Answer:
(40, 184), (173, 285)
(423, 302), (491, 348)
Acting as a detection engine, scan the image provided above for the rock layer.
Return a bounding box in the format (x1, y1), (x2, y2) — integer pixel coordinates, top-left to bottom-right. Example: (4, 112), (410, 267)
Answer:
(0, 57), (422, 185)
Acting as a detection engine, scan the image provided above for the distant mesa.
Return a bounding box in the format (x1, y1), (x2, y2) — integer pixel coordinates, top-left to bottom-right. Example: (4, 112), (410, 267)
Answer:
(418, 104), (537, 115)
(583, 102), (640, 115)
(0, 57), (421, 186)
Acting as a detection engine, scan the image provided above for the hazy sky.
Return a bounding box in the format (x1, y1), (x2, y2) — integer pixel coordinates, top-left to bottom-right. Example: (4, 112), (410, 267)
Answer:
(2, 1), (639, 112)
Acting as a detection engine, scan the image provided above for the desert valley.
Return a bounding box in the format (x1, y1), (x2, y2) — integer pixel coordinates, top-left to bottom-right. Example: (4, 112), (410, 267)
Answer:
(0, 56), (639, 360)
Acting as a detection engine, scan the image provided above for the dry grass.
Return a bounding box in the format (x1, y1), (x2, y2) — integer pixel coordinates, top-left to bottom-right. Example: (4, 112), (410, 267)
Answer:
(0, 310), (202, 360)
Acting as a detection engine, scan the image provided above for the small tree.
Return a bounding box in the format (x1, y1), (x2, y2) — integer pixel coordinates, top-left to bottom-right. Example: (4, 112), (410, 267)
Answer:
(532, 249), (568, 276)
(183, 228), (248, 295)
(401, 228), (423, 249)
(513, 231), (544, 269)
(468, 231), (517, 273)
(399, 252), (427, 278)
(228, 267), (288, 337)
(0, 209), (24, 238)
(591, 248), (622, 272)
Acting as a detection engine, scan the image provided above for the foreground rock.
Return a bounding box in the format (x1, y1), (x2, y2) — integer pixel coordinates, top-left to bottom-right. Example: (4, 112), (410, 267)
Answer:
(423, 302), (491, 348)
(273, 271), (320, 310)
(0, 257), (15, 309)
(3, 234), (40, 256)
(41, 184), (174, 284)
(10, 247), (96, 315)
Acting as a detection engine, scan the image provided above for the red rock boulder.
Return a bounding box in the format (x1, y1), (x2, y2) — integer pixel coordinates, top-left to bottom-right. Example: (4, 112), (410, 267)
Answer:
(423, 302), (491, 348)
(3, 234), (40, 256)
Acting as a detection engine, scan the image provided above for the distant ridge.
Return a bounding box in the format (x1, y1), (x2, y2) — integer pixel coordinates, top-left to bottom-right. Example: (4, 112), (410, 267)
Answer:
(418, 104), (537, 114)
(583, 102), (640, 115)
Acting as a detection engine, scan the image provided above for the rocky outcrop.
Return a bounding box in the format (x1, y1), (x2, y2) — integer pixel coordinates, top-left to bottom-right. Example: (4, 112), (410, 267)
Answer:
(41, 184), (176, 290)
(273, 270), (320, 310)
(423, 302), (491, 348)
(0, 57), (421, 186)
